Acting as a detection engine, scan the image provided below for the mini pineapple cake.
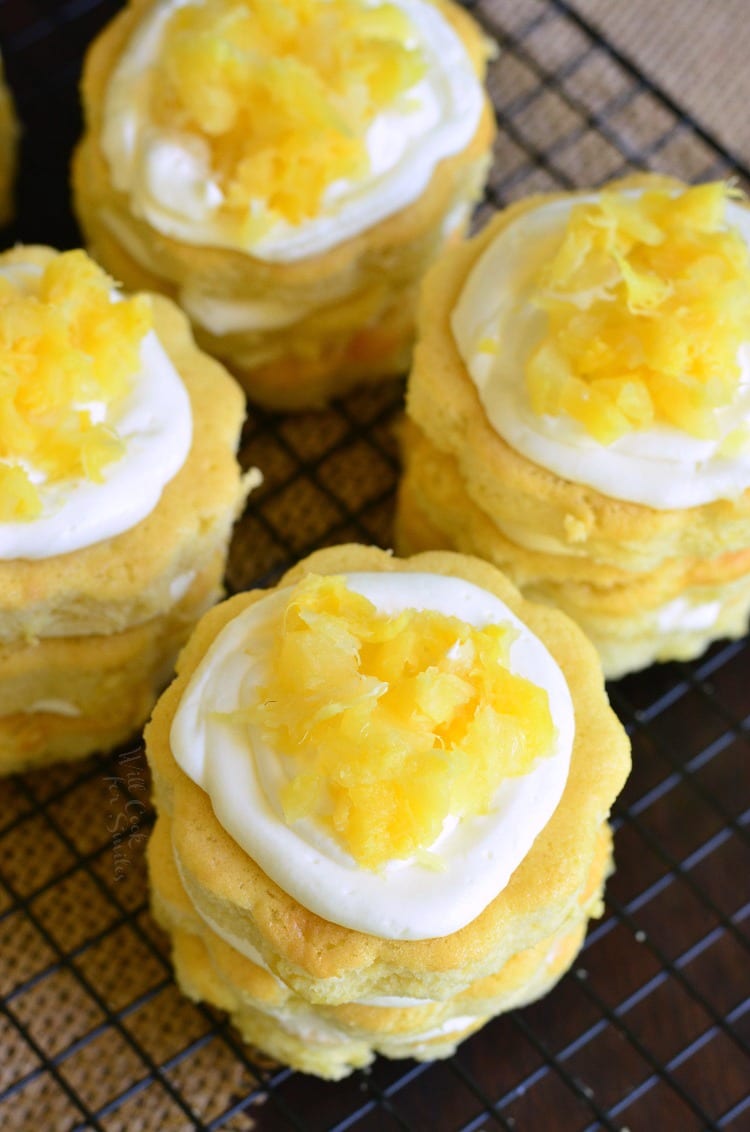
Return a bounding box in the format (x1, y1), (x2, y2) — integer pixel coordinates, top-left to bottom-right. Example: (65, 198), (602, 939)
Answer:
(0, 56), (17, 226)
(0, 245), (256, 775)
(72, 0), (495, 410)
(145, 544), (629, 1079)
(397, 176), (750, 678)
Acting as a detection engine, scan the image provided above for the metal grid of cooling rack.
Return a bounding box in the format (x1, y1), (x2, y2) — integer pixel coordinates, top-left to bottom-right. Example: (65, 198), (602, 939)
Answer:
(0, 0), (749, 1129)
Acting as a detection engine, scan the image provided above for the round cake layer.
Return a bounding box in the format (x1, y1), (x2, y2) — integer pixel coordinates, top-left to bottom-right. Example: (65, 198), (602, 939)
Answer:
(168, 569), (575, 939)
(404, 180), (750, 573)
(0, 561), (219, 774)
(148, 808), (611, 1078)
(452, 185), (750, 510)
(145, 544), (629, 1010)
(100, 0), (486, 261)
(0, 249), (254, 645)
(0, 246), (254, 773)
(73, 0), (495, 408)
(398, 422), (750, 677)
(399, 177), (750, 676)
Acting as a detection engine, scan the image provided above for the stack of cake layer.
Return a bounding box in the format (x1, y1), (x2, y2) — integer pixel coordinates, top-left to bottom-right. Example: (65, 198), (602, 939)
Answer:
(397, 180), (750, 678)
(148, 813), (610, 1078)
(0, 247), (253, 774)
(145, 546), (630, 1079)
(73, 0), (496, 409)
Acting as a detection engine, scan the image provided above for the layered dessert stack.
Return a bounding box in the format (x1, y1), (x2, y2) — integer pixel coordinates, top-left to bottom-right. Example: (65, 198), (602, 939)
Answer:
(145, 545), (629, 1078)
(398, 178), (750, 677)
(0, 246), (253, 773)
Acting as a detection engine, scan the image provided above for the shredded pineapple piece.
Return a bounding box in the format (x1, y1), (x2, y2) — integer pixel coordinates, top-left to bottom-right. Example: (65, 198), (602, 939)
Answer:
(525, 182), (750, 443)
(0, 251), (152, 522)
(242, 575), (556, 871)
(153, 0), (426, 235)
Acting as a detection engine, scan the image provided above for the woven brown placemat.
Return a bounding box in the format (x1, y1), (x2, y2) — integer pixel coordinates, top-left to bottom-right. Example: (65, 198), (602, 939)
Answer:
(568, 0), (750, 166)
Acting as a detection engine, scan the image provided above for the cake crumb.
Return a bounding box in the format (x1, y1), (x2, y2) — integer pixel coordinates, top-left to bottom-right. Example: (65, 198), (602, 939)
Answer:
(564, 513), (590, 544)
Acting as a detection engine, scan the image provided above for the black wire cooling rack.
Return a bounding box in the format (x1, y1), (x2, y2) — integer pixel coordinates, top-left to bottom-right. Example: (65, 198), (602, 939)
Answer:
(0, 1), (749, 1129)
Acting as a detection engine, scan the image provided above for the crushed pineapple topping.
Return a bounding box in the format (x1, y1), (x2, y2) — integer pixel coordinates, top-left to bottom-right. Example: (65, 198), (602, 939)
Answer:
(525, 182), (750, 444)
(0, 251), (152, 522)
(241, 575), (556, 871)
(153, 0), (426, 238)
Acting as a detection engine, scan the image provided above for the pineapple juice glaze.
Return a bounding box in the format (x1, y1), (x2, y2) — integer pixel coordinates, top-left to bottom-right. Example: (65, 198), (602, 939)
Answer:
(0, 252), (191, 559)
(452, 182), (750, 509)
(170, 572), (575, 941)
(100, 0), (485, 264)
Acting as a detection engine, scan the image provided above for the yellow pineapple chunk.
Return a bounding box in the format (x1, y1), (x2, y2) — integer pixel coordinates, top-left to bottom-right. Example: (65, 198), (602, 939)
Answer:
(154, 0), (426, 236)
(0, 464), (42, 521)
(243, 575), (557, 871)
(0, 250), (152, 521)
(525, 182), (750, 442)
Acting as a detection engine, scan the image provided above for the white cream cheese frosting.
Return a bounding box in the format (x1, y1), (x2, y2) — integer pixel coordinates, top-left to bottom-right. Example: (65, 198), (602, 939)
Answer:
(451, 197), (750, 510)
(0, 263), (192, 560)
(654, 595), (723, 634)
(100, 0), (485, 264)
(256, 1000), (479, 1047)
(170, 572), (575, 941)
(96, 208), (323, 345)
(25, 699), (82, 717)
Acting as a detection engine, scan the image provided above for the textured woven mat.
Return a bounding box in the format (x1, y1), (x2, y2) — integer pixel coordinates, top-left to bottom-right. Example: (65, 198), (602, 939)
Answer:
(0, 1), (749, 1130)
(568, 0), (750, 167)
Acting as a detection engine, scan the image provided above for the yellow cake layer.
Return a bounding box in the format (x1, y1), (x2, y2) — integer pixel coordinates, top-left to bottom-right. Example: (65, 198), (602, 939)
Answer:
(0, 248), (251, 648)
(148, 808), (611, 1078)
(73, 0), (496, 408)
(145, 544), (629, 1011)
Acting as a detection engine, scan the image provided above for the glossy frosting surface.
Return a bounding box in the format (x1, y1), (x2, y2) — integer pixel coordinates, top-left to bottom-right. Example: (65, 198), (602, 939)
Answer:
(101, 0), (484, 263)
(170, 572), (575, 940)
(452, 196), (750, 509)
